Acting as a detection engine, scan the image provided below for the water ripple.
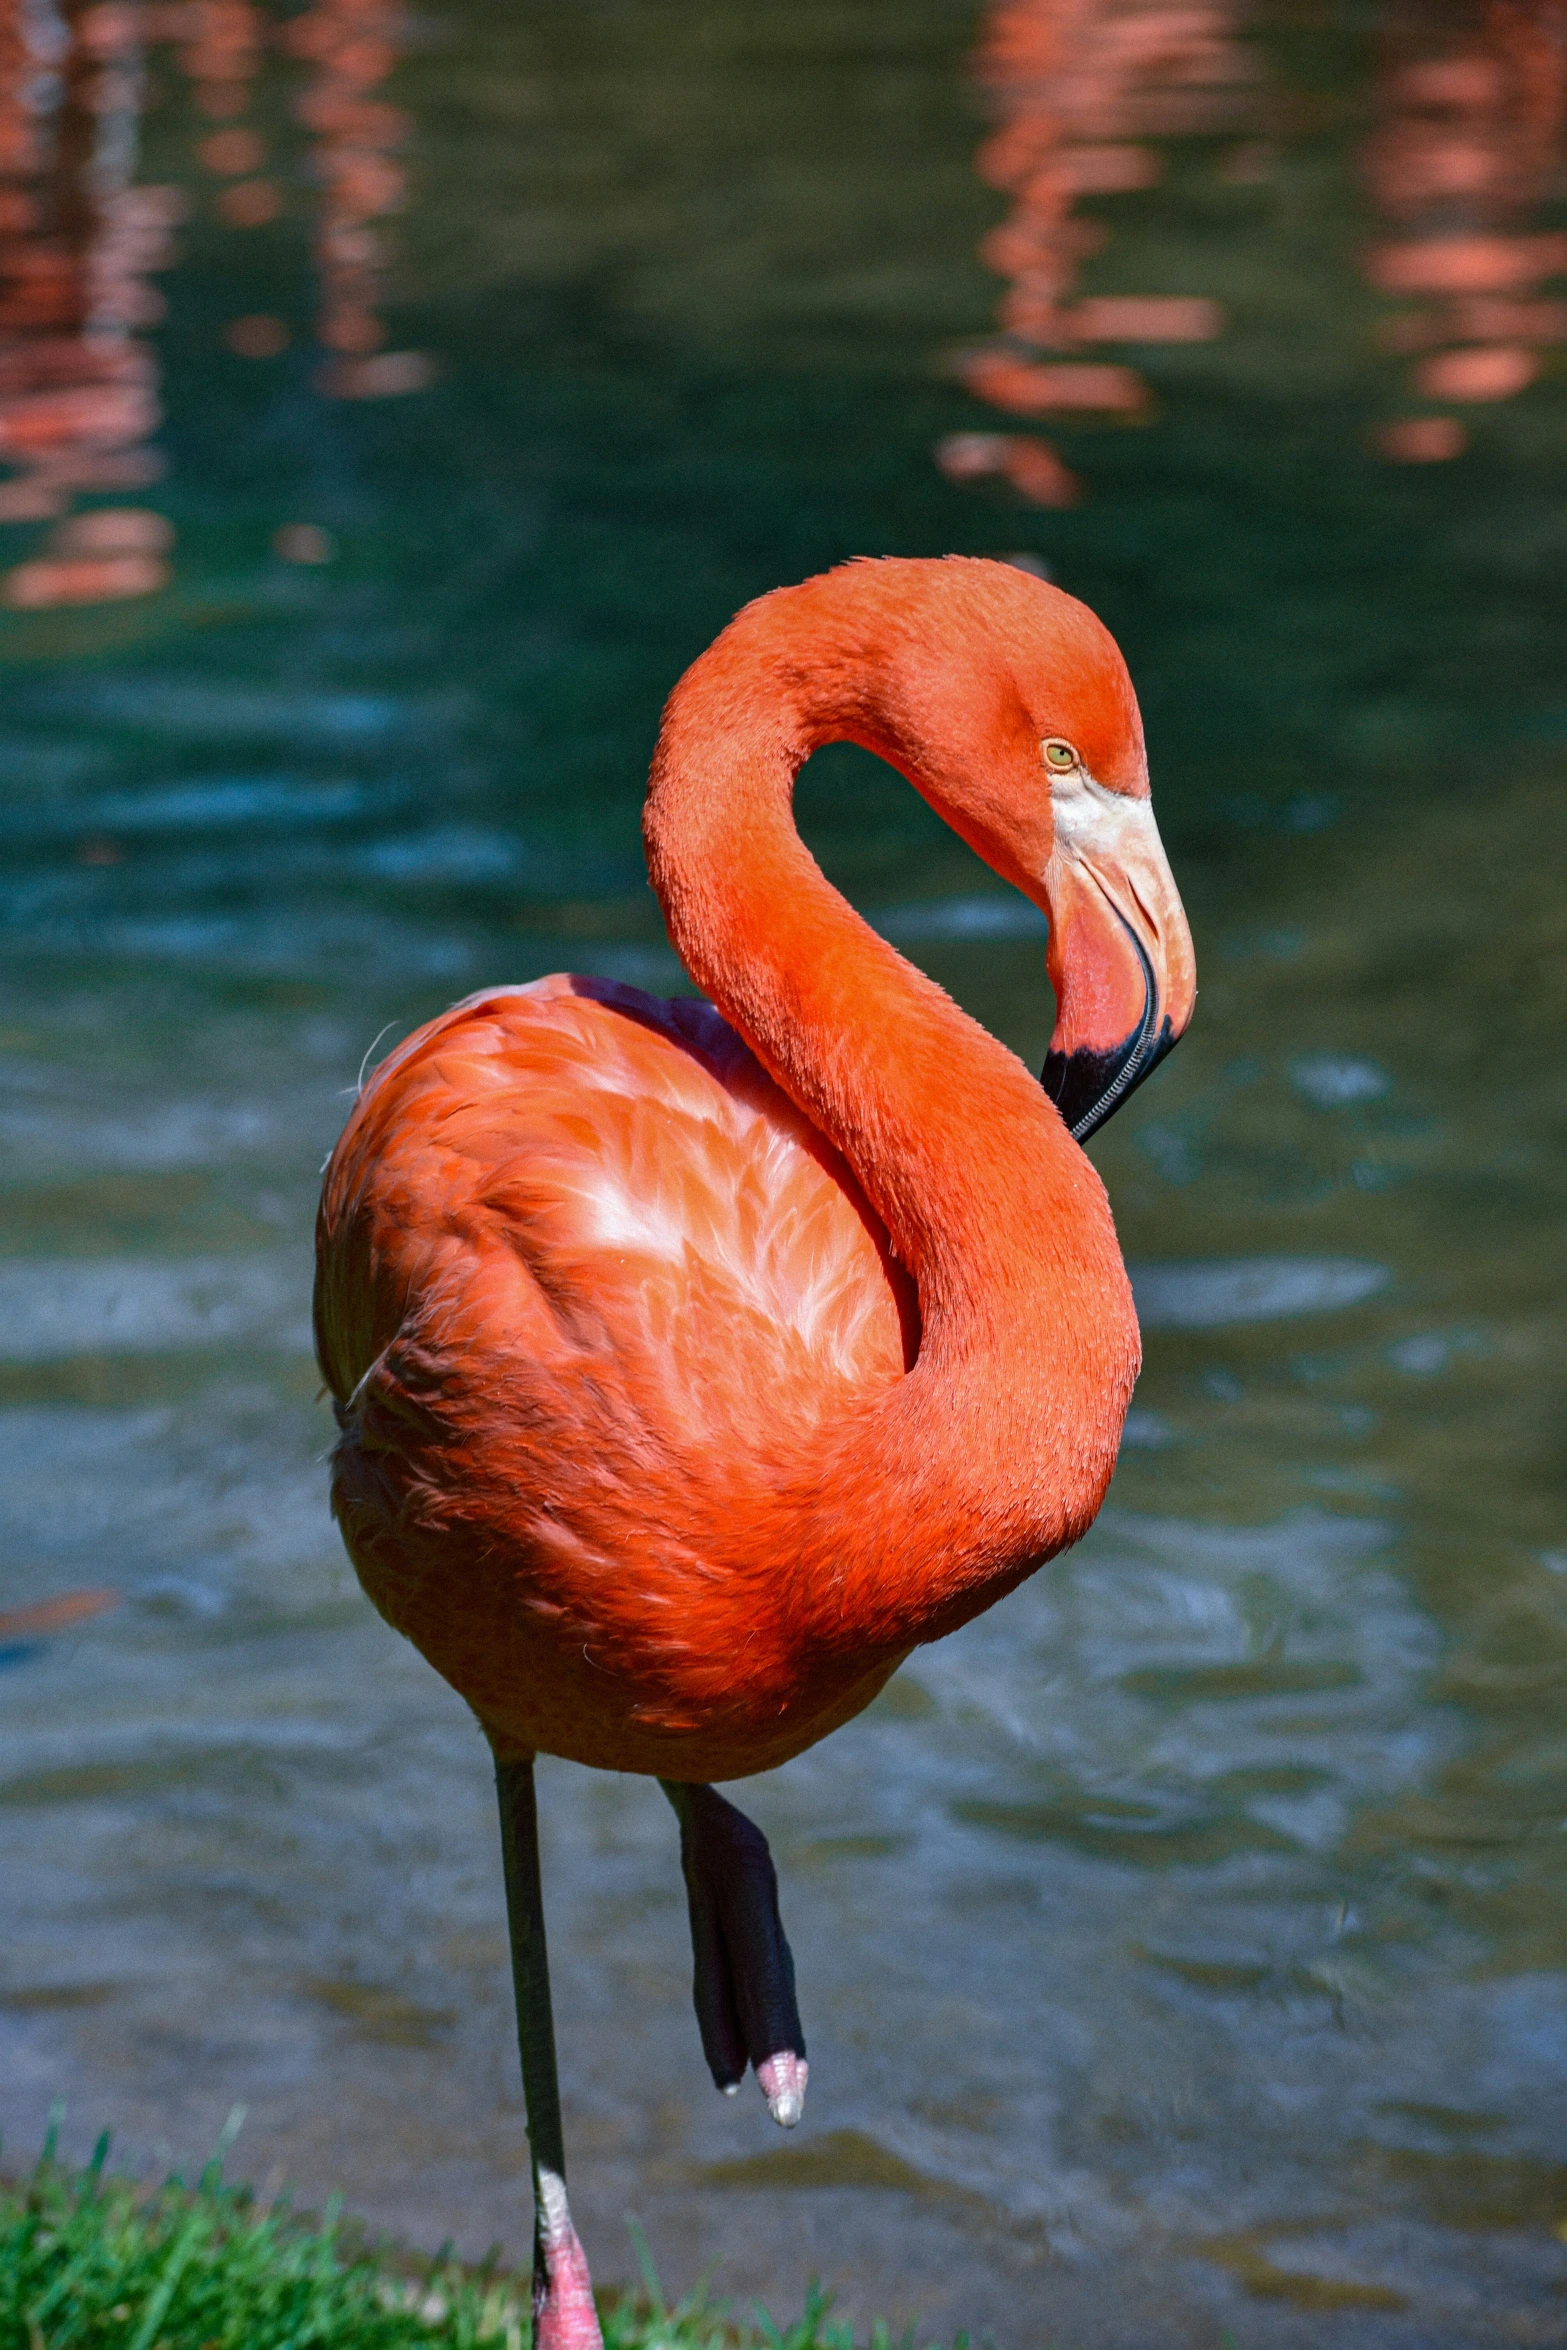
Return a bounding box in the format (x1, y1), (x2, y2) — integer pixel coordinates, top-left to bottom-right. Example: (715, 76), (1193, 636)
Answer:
(1131, 1257), (1392, 1329)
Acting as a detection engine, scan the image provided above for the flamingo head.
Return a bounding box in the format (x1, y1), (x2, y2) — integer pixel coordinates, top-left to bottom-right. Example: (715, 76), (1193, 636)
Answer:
(837, 556), (1198, 1142)
(660, 555), (1195, 1143)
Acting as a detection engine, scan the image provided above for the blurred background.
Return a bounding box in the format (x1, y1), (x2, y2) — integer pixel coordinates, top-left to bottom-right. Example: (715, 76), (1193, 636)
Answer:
(2, 1), (1566, 2342)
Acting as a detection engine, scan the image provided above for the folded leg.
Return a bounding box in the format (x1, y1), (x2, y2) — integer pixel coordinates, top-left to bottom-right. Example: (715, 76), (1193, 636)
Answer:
(660, 1780), (807, 2127)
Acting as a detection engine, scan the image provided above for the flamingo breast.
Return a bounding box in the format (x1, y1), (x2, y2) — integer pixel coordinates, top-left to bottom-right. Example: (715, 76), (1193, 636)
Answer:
(315, 973), (918, 1776)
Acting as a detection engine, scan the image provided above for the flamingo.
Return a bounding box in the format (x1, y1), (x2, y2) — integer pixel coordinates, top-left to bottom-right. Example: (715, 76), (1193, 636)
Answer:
(314, 556), (1195, 2349)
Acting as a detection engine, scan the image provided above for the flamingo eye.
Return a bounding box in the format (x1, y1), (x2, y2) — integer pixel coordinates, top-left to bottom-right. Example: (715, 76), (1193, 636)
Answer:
(1041, 739), (1078, 772)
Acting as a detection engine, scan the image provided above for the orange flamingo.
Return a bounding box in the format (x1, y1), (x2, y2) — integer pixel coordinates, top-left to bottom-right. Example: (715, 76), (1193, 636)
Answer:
(314, 556), (1196, 2348)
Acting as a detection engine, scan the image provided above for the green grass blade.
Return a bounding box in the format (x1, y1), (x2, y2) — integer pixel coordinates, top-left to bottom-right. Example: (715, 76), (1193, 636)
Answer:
(125, 2202), (209, 2350)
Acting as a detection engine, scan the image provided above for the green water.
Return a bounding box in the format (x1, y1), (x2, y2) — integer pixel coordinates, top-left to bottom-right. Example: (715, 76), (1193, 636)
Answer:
(3, 1), (1567, 2342)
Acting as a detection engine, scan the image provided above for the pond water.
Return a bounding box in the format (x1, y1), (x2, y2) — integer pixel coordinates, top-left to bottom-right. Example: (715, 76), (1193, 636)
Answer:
(3, 1), (1567, 2342)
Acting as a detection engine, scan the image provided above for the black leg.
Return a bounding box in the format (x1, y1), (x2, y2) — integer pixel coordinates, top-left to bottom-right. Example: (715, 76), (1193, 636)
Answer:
(660, 1780), (808, 2127)
(494, 1755), (603, 2350)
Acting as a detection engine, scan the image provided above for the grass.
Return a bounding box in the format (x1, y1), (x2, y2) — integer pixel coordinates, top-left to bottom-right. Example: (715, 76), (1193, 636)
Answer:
(0, 2119), (972, 2350)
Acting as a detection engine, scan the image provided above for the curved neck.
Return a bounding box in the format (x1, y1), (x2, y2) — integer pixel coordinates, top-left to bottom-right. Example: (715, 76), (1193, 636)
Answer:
(643, 594), (1139, 1652)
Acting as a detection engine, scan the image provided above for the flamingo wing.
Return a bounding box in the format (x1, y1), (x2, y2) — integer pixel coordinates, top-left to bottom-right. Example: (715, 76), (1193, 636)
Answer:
(314, 974), (916, 1770)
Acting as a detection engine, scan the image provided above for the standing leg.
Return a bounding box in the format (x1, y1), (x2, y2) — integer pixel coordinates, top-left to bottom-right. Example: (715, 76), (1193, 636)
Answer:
(494, 1754), (603, 2350)
(660, 1780), (808, 2128)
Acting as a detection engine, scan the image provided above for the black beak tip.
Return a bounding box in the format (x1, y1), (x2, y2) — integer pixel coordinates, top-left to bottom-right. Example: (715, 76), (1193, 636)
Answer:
(1043, 1017), (1176, 1143)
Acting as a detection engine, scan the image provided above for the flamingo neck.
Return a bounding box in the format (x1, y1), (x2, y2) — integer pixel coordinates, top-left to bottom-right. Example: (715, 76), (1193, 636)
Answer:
(643, 597), (1139, 1647)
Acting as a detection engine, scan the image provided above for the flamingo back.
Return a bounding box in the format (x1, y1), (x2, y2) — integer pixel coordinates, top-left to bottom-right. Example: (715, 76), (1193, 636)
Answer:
(314, 975), (917, 1771)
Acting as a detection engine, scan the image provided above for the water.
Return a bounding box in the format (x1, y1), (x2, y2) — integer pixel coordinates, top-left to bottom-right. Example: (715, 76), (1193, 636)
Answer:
(3, 1), (1567, 2341)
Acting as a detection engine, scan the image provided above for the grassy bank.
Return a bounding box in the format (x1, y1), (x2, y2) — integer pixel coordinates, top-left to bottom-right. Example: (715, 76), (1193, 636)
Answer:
(0, 2125), (965, 2350)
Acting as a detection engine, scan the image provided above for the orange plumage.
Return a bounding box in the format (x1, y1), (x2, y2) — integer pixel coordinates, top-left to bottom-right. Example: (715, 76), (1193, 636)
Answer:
(316, 974), (917, 1776)
(315, 556), (1195, 1787)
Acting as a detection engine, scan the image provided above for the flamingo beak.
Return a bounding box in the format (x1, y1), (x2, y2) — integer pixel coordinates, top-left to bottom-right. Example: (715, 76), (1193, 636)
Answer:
(1037, 775), (1196, 1142)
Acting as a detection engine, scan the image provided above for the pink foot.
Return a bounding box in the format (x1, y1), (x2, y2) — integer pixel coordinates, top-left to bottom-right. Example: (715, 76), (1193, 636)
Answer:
(533, 2169), (603, 2350)
(756, 2049), (808, 2129)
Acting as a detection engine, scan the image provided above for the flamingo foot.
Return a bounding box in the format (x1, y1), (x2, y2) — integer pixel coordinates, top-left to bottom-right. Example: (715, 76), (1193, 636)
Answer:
(661, 1781), (808, 2128)
(756, 2048), (808, 2129)
(533, 2168), (603, 2350)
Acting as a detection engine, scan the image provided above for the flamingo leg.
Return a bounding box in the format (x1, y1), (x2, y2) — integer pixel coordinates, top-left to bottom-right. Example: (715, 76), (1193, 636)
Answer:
(659, 1780), (808, 2127)
(493, 1756), (603, 2350)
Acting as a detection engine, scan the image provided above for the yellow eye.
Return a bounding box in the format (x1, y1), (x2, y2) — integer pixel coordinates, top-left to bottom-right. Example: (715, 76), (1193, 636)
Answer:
(1041, 739), (1078, 772)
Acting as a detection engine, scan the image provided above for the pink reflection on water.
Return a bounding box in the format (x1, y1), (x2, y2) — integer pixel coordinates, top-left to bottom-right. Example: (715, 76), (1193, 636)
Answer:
(947, 0), (1255, 503)
(0, 0), (181, 598)
(286, 0), (433, 399)
(1364, 0), (1567, 461)
(150, 0), (280, 224)
(0, 0), (434, 605)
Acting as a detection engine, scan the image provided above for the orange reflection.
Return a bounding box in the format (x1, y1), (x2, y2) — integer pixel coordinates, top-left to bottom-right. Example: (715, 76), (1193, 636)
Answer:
(944, 0), (1251, 503)
(152, 0), (281, 223)
(0, 0), (433, 606)
(1365, 0), (1567, 460)
(0, 0), (179, 599)
(285, 0), (432, 399)
(149, 0), (282, 374)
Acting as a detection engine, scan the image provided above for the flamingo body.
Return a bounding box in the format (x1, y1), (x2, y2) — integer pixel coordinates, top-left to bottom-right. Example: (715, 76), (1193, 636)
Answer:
(317, 972), (917, 1780)
(317, 559), (1198, 1800)
(312, 562), (1198, 2345)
